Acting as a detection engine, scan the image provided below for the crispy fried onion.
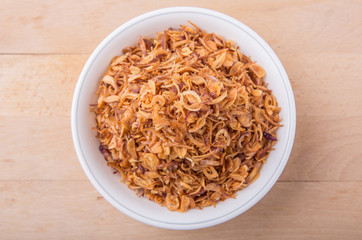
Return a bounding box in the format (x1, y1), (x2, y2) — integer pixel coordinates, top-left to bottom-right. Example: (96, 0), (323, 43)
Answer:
(92, 22), (281, 212)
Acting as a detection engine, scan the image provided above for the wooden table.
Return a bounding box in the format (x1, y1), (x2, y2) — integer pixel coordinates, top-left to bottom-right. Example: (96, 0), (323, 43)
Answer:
(1, 0), (361, 239)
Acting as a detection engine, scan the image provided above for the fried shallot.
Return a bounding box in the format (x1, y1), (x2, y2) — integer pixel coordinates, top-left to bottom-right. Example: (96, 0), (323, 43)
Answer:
(91, 22), (281, 212)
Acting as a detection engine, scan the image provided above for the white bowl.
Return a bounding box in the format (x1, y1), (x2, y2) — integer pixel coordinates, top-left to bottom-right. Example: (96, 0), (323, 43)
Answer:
(71, 7), (296, 230)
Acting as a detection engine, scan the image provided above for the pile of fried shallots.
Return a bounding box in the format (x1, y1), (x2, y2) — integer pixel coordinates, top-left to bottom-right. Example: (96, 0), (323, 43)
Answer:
(92, 23), (281, 212)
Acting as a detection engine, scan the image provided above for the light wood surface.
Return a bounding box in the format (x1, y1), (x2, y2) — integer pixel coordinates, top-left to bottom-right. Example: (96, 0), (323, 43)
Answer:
(0, 0), (361, 239)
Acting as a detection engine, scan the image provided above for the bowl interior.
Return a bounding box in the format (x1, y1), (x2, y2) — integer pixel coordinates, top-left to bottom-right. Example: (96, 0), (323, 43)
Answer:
(72, 7), (295, 229)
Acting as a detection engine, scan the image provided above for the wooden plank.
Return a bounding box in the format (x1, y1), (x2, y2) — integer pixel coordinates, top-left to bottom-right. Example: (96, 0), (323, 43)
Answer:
(0, 116), (85, 181)
(1, 54), (361, 181)
(1, 112), (361, 182)
(0, 181), (361, 239)
(0, 0), (360, 54)
(0, 55), (87, 117)
(280, 114), (362, 181)
(1, 54), (361, 118)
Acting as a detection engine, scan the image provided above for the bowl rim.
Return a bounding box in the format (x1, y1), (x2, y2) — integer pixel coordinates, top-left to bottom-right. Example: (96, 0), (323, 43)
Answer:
(71, 6), (296, 230)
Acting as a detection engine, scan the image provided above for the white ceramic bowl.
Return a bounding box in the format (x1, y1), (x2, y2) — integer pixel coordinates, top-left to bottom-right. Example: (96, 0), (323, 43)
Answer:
(71, 7), (296, 230)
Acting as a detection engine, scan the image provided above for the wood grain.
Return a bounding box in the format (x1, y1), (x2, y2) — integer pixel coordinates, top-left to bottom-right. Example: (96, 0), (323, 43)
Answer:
(0, 0), (361, 54)
(1, 181), (361, 240)
(0, 0), (361, 239)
